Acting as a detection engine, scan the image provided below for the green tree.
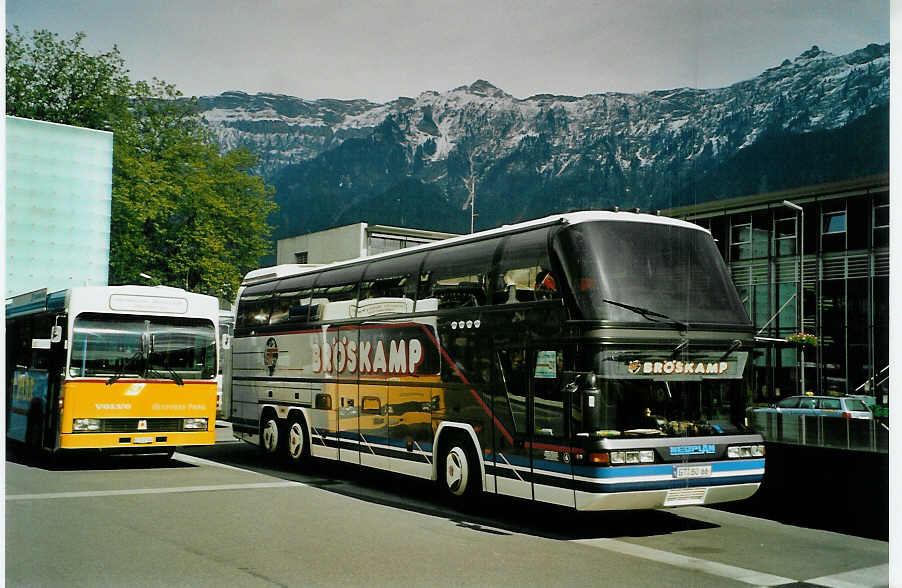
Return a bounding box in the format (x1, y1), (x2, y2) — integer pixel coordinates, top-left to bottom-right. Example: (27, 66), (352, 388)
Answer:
(6, 28), (277, 299)
(6, 27), (131, 130)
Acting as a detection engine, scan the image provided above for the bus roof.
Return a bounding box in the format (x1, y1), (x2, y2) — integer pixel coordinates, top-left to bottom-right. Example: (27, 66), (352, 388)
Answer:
(6, 285), (221, 321)
(241, 210), (708, 286)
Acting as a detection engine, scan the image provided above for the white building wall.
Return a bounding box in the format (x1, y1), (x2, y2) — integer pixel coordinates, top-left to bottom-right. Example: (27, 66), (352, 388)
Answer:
(276, 223), (367, 265)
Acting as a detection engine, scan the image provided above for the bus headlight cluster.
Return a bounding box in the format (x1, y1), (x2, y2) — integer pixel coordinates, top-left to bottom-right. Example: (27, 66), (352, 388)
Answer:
(610, 450), (655, 464)
(183, 418), (208, 431)
(73, 418), (101, 432)
(727, 444), (764, 458)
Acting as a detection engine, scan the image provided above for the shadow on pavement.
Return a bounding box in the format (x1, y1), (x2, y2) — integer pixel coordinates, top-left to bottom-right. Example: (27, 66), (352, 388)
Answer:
(181, 442), (718, 541)
(6, 441), (196, 472)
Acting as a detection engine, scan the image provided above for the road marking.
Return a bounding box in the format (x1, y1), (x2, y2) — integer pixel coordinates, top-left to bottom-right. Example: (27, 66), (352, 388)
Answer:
(6, 481), (302, 501)
(572, 538), (795, 586)
(173, 451), (253, 472)
(805, 564), (889, 588)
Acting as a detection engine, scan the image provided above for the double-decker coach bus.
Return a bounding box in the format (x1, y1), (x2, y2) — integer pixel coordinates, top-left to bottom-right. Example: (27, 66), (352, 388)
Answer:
(228, 211), (764, 509)
(6, 285), (220, 458)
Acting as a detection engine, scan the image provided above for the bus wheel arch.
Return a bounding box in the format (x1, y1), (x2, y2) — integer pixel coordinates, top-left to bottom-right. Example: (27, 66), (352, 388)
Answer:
(435, 425), (483, 501)
(260, 408), (281, 456)
(285, 410), (310, 464)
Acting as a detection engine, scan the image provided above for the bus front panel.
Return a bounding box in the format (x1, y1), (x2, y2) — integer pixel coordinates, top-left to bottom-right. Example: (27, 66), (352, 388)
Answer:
(58, 380), (217, 449)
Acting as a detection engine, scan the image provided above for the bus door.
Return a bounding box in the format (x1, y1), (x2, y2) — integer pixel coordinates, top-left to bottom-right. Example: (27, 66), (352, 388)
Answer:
(7, 314), (66, 450)
(358, 328), (388, 470)
(387, 379), (434, 478)
(387, 323), (437, 479)
(494, 348), (575, 506)
(529, 348), (576, 507)
(335, 325), (360, 465)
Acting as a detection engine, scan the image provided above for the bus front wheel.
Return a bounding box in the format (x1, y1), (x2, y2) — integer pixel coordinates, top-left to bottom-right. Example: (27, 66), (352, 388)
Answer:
(285, 414), (310, 465)
(439, 435), (479, 502)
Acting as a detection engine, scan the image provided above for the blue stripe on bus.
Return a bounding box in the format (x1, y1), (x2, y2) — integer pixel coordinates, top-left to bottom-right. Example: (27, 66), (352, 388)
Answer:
(571, 458), (765, 479)
(484, 464), (763, 493)
(491, 455), (763, 477)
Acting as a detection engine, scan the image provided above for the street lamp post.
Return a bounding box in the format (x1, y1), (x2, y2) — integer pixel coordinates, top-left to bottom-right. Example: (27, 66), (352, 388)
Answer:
(782, 200), (805, 395)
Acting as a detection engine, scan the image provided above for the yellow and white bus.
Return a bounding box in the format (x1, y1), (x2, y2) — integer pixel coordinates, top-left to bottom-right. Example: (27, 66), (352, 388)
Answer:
(6, 285), (220, 458)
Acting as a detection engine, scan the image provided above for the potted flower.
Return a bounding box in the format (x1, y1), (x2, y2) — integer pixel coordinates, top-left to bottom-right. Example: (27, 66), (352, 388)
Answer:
(786, 332), (818, 347)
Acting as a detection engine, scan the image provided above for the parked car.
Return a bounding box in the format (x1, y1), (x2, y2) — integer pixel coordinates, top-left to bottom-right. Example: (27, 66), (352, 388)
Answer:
(752, 395), (873, 420)
(844, 394), (877, 410)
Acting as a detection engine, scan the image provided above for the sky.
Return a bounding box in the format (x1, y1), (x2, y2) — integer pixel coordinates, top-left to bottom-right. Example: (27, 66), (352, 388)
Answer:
(5, 0), (892, 103)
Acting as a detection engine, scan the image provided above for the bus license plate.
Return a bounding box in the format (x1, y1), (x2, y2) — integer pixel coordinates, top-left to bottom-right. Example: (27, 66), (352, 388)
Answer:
(134, 436), (154, 444)
(673, 465), (712, 479)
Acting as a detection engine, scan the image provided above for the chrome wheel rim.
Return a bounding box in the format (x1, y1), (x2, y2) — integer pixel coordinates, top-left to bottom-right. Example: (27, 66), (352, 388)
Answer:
(262, 419), (279, 453)
(445, 447), (469, 496)
(287, 422), (305, 459)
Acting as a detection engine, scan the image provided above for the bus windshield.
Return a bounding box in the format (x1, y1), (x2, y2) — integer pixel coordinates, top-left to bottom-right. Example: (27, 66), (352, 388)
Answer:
(553, 221), (750, 326)
(578, 379), (746, 439)
(69, 313), (216, 380)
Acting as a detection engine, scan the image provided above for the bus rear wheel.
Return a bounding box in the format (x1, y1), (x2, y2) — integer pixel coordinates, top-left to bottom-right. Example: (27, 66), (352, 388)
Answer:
(260, 413), (281, 458)
(285, 414), (310, 465)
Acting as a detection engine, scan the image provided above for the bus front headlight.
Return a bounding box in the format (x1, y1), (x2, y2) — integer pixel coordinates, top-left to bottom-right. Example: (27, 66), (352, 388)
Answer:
(183, 418), (208, 431)
(73, 418), (101, 432)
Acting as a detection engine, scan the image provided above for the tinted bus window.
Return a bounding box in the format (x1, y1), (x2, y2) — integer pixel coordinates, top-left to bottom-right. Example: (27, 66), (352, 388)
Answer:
(493, 228), (560, 304)
(554, 221), (749, 326)
(310, 265), (365, 321)
(497, 349), (529, 433)
(235, 281), (276, 331)
(358, 252), (424, 317)
(270, 273), (318, 326)
(419, 239), (499, 310)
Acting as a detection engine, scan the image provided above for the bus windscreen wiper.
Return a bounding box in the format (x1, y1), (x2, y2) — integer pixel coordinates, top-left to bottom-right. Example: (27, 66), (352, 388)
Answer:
(106, 352), (144, 386)
(145, 366), (184, 386)
(602, 299), (689, 330)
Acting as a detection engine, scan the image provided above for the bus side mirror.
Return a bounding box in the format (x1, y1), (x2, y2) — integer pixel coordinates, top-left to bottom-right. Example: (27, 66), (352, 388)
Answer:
(50, 326), (62, 343)
(578, 373), (602, 433)
(221, 333), (231, 350)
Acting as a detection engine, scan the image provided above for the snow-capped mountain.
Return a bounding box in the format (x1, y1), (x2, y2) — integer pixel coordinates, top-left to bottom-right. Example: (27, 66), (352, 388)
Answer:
(196, 43), (889, 237)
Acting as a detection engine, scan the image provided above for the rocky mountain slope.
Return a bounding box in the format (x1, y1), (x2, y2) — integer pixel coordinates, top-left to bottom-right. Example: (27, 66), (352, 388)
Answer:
(196, 43), (889, 237)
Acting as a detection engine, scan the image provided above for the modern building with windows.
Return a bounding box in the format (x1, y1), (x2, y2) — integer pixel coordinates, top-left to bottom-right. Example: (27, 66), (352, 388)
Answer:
(665, 174), (889, 408)
(275, 223), (458, 266)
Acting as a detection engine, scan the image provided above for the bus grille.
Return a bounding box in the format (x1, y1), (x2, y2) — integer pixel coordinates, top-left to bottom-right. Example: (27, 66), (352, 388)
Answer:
(664, 487), (708, 507)
(98, 418), (184, 433)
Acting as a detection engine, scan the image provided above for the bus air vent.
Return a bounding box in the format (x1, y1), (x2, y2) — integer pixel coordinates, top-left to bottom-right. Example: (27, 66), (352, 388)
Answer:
(663, 487), (707, 507)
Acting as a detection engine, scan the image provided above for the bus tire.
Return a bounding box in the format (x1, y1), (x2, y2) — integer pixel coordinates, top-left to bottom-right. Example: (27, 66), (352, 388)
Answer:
(260, 411), (282, 458)
(285, 413), (310, 465)
(438, 433), (480, 503)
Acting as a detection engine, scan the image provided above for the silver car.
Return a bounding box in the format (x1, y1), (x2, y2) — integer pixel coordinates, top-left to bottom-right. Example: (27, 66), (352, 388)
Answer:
(755, 395), (873, 420)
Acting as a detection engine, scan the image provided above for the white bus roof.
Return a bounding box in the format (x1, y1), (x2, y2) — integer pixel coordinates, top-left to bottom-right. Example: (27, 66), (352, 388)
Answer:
(242, 210), (708, 286)
(66, 285), (220, 319)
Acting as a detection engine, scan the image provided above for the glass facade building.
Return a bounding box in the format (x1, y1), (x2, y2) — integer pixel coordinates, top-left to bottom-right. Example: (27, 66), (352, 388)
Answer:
(666, 175), (889, 408)
(5, 116), (113, 297)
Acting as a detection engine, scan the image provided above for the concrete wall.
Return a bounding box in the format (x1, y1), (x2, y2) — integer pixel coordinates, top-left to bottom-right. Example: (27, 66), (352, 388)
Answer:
(6, 116), (113, 297)
(276, 223), (365, 265)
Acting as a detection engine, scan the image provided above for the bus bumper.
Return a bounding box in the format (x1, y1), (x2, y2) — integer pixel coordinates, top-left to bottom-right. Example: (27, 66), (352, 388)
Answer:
(574, 482), (761, 510)
(59, 431), (216, 450)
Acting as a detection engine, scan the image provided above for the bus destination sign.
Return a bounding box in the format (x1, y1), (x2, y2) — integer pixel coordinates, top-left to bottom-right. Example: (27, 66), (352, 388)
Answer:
(601, 352), (749, 380)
